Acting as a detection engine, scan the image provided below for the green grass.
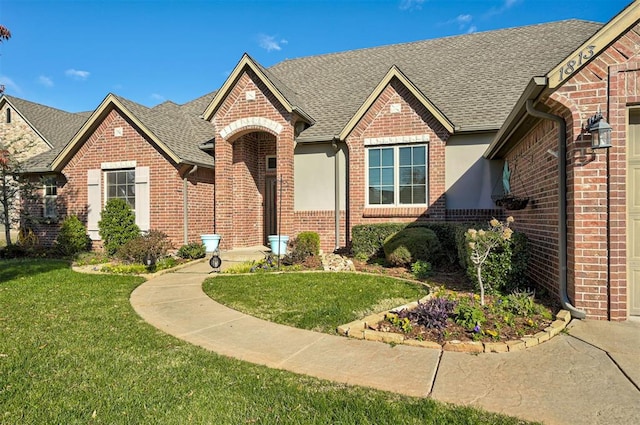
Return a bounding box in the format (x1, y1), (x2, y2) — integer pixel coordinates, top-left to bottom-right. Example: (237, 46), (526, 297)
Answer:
(203, 272), (429, 333)
(0, 260), (538, 424)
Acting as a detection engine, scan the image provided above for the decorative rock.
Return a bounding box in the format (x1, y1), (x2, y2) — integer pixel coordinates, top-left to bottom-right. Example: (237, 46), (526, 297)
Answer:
(506, 340), (526, 351)
(364, 330), (404, 344)
(534, 331), (550, 343)
(556, 310), (571, 323)
(443, 341), (484, 353)
(321, 253), (356, 272)
(402, 339), (442, 350)
(483, 342), (509, 353)
(521, 337), (539, 348)
(547, 320), (567, 337)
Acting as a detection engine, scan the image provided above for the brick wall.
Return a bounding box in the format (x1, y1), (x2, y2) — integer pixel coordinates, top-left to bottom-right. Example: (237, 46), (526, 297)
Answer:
(212, 69), (295, 250)
(345, 78), (450, 229)
(52, 108), (215, 250)
(503, 25), (640, 320)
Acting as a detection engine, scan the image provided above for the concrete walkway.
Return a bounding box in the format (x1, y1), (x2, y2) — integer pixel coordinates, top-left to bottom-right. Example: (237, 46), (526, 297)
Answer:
(130, 257), (640, 425)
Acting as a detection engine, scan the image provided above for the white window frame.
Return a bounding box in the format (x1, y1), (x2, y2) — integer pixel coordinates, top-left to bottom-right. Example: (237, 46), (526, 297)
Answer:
(104, 168), (136, 212)
(365, 144), (428, 207)
(43, 175), (57, 218)
(266, 155), (277, 171)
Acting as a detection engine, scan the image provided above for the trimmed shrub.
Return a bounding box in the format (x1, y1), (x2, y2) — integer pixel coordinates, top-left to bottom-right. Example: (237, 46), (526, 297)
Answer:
(283, 231), (321, 265)
(351, 223), (407, 259)
(177, 242), (206, 260)
(55, 215), (90, 257)
(290, 231), (320, 261)
(351, 222), (466, 266)
(383, 227), (443, 267)
(98, 198), (140, 256)
(116, 230), (173, 265)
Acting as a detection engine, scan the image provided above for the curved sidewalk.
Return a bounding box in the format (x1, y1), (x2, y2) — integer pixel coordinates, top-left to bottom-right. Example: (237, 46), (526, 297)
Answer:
(130, 260), (640, 425)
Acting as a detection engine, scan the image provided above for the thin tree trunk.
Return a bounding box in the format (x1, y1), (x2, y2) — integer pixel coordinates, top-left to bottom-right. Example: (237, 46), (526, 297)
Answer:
(477, 264), (484, 305)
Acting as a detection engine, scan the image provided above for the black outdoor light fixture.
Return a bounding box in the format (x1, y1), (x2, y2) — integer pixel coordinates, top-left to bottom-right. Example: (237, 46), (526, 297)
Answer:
(585, 111), (613, 149)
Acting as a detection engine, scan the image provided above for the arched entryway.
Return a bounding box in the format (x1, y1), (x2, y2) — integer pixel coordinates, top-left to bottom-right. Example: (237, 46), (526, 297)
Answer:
(225, 130), (278, 247)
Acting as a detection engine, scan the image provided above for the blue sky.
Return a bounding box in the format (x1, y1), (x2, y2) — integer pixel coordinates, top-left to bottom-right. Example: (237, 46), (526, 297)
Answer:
(0, 0), (633, 112)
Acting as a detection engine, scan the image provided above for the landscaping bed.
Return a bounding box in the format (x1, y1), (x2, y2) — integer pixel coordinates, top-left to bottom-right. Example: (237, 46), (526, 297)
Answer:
(346, 259), (564, 351)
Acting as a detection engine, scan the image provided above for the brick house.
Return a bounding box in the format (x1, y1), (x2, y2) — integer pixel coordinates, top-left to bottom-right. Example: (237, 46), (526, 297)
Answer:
(5, 0), (640, 320)
(485, 2), (640, 320)
(0, 95), (88, 240)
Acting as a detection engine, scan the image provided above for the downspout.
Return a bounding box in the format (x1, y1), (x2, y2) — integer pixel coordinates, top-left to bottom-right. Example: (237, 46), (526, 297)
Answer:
(183, 165), (198, 245)
(332, 137), (341, 252)
(525, 100), (586, 319)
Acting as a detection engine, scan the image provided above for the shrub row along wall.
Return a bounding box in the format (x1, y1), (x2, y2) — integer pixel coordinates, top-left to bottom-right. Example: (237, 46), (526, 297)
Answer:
(352, 221), (530, 292)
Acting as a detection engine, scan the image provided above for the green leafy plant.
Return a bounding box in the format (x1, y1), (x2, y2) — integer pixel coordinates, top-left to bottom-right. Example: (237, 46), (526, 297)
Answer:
(55, 215), (90, 257)
(383, 227), (442, 267)
(411, 260), (433, 279)
(466, 217), (514, 305)
(177, 242), (206, 260)
(454, 296), (486, 331)
(385, 313), (413, 334)
(98, 198), (140, 256)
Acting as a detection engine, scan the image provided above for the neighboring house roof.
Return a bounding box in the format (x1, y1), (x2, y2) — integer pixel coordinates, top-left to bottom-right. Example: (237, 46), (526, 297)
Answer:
(265, 20), (602, 141)
(49, 94), (215, 171)
(2, 95), (88, 149)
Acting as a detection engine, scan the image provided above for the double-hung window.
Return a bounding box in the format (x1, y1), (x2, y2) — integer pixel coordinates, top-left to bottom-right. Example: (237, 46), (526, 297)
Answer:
(105, 169), (135, 210)
(43, 176), (57, 218)
(367, 145), (427, 206)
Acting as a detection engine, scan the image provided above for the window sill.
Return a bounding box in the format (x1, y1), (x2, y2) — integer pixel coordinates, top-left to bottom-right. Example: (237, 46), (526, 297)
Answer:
(363, 207), (429, 218)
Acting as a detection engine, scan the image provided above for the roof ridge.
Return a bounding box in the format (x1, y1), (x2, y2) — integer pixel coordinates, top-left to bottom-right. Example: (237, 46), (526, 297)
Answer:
(4, 94), (86, 118)
(270, 19), (601, 69)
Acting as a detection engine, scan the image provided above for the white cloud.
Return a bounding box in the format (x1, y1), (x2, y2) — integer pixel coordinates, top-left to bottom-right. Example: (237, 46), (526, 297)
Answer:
(65, 68), (90, 81)
(483, 0), (521, 18)
(399, 0), (426, 11)
(440, 13), (474, 32)
(0, 75), (21, 94)
(150, 93), (165, 102)
(258, 34), (287, 52)
(37, 75), (54, 87)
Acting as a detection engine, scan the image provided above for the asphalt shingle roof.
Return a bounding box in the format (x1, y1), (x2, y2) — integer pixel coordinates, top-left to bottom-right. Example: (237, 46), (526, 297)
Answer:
(18, 19), (604, 171)
(267, 19), (602, 139)
(113, 95), (216, 167)
(5, 95), (88, 148)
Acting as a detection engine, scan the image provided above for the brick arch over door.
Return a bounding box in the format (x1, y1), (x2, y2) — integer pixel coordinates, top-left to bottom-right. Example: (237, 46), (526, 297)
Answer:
(217, 131), (277, 248)
(219, 117), (283, 140)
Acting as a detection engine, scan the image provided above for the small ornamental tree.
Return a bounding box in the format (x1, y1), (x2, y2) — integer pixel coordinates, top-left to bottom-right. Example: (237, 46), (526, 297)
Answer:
(1, 139), (40, 246)
(98, 198), (140, 256)
(466, 217), (514, 305)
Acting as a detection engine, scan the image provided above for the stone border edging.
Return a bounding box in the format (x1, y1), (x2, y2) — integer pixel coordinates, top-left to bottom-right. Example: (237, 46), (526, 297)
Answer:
(337, 296), (571, 353)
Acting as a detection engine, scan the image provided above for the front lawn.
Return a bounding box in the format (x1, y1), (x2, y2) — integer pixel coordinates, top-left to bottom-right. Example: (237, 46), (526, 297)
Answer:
(0, 260), (537, 424)
(203, 272), (429, 333)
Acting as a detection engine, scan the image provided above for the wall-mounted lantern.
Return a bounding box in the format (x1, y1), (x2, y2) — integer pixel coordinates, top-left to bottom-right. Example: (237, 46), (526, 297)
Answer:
(585, 112), (612, 149)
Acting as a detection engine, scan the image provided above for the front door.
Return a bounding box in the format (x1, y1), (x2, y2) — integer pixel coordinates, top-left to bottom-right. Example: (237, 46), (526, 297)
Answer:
(265, 176), (277, 244)
(627, 109), (640, 316)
